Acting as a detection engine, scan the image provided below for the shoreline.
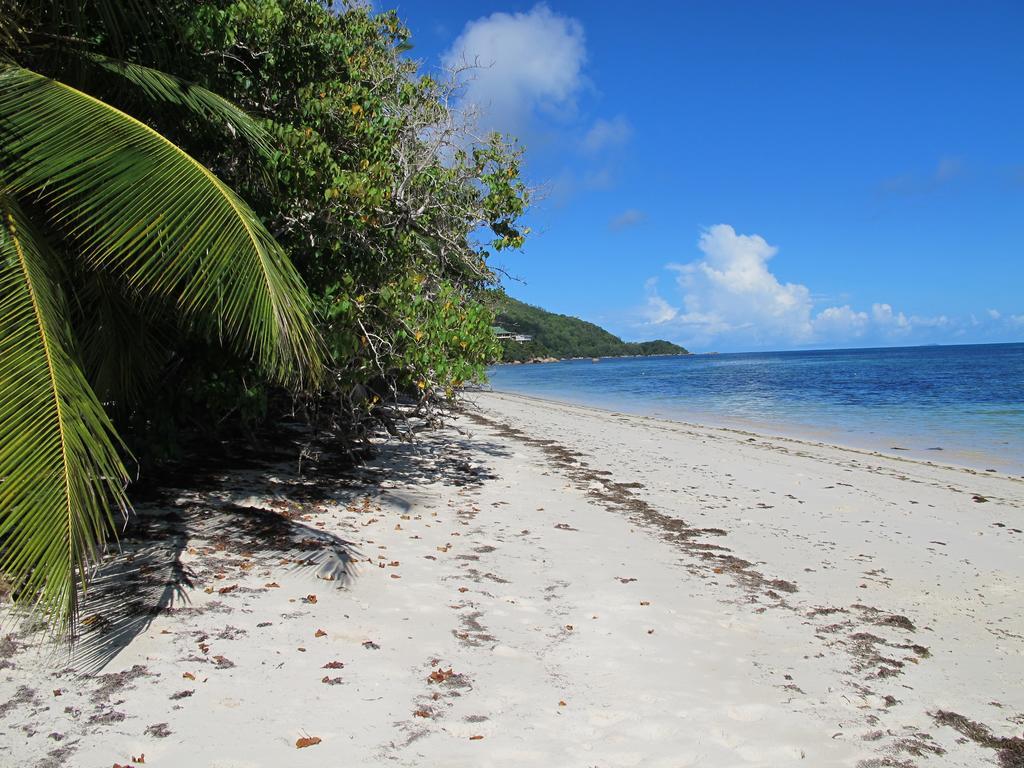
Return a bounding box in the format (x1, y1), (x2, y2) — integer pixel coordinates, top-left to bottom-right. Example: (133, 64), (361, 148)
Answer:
(2, 393), (1022, 766)
(480, 385), (1024, 478)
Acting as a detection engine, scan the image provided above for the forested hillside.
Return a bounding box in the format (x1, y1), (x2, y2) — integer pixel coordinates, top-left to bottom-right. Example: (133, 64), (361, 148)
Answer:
(490, 294), (688, 362)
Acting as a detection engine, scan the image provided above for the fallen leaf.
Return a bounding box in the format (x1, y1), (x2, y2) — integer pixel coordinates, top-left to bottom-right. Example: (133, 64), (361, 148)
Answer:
(565, 625), (573, 631)
(558, 700), (567, 706)
(218, 584), (238, 595)
(315, 629), (327, 638)
(132, 755), (145, 764)
(469, 735), (484, 741)
(413, 709), (431, 718)
(428, 667), (454, 684)
(458, 587), (469, 593)
(323, 661), (345, 669)
(264, 582), (280, 588)
(305, 594), (318, 604)
(296, 736), (321, 749)
(640, 601), (650, 606)
(182, 672), (196, 681)
(390, 574), (401, 579)
(321, 676), (343, 685)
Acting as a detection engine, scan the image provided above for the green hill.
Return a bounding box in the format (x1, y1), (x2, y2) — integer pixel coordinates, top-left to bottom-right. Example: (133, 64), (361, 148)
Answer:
(488, 294), (688, 362)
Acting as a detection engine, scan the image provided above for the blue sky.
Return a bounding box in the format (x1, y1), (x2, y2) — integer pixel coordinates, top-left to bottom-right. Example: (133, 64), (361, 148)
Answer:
(391, 1), (1023, 351)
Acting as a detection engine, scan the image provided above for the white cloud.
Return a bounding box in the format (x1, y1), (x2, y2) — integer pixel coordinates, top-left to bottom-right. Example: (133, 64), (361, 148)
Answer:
(582, 116), (631, 152)
(871, 302), (911, 332)
(813, 305), (868, 336)
(661, 224), (814, 344)
(442, 5), (586, 136)
(609, 208), (646, 231)
(634, 224), (987, 350)
(988, 308), (1002, 319)
(642, 278), (677, 324)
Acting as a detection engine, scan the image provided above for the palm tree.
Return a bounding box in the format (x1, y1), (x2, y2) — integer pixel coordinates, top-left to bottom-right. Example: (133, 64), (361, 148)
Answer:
(0, 2), (322, 633)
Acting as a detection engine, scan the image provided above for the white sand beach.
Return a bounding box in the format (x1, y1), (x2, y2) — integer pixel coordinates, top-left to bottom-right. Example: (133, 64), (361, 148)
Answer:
(2, 391), (1022, 767)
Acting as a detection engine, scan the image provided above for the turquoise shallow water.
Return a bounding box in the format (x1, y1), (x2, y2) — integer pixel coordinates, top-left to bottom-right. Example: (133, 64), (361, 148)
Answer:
(486, 343), (1024, 475)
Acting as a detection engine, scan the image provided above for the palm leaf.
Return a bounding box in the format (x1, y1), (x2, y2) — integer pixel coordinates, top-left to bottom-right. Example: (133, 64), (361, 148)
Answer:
(25, 0), (166, 60)
(0, 64), (322, 384)
(0, 193), (130, 633)
(72, 270), (171, 411)
(73, 52), (273, 156)
(0, 2), (25, 54)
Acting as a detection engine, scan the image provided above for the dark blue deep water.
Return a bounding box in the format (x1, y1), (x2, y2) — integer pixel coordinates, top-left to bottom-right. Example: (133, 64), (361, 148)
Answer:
(486, 343), (1024, 473)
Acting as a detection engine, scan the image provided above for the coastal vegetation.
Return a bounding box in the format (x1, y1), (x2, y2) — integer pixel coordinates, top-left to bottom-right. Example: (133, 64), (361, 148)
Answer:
(0, 0), (528, 633)
(490, 293), (687, 362)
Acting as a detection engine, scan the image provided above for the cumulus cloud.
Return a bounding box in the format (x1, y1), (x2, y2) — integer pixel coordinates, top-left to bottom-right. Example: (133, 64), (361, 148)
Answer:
(582, 115), (631, 152)
(813, 305), (869, 337)
(442, 5), (586, 135)
(660, 224), (815, 344)
(871, 302), (911, 332)
(609, 208), (646, 231)
(642, 278), (677, 324)
(636, 224), (975, 350)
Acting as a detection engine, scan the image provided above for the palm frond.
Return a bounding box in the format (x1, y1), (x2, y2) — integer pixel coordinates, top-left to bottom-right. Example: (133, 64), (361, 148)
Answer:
(0, 1), (25, 55)
(0, 65), (322, 384)
(72, 271), (171, 411)
(26, 0), (166, 60)
(0, 192), (130, 633)
(73, 52), (273, 156)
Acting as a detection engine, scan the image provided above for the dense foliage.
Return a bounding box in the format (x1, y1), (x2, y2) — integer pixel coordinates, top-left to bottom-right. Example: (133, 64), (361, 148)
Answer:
(174, 1), (528, 435)
(0, 0), (528, 632)
(0, 0), (324, 630)
(491, 293), (687, 362)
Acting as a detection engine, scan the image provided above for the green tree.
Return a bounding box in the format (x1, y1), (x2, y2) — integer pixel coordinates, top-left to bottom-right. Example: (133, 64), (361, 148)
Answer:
(177, 1), (529, 432)
(0, 1), (321, 632)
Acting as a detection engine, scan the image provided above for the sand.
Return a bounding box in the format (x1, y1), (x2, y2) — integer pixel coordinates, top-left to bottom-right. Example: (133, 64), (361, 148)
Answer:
(1, 390), (1022, 767)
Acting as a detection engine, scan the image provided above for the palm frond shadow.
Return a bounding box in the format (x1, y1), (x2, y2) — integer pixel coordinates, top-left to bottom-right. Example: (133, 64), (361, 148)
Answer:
(66, 422), (505, 671)
(69, 509), (191, 672)
(70, 501), (361, 672)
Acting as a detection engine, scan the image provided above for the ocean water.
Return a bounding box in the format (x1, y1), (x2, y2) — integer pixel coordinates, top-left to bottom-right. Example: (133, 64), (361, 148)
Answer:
(486, 343), (1024, 474)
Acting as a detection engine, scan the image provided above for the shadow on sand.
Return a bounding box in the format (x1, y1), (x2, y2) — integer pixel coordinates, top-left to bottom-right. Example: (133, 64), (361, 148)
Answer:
(69, 419), (510, 672)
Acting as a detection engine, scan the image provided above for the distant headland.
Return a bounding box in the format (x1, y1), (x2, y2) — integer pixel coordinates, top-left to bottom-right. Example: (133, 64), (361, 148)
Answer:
(488, 292), (688, 363)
